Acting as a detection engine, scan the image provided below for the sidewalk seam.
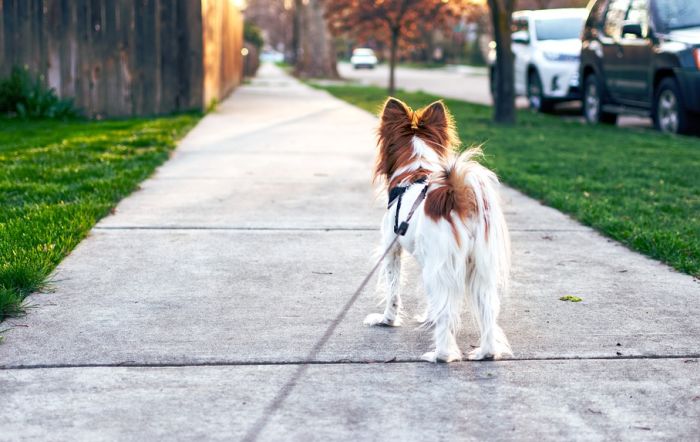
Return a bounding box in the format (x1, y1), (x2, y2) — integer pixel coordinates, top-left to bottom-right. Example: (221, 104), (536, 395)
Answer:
(2, 354), (698, 370)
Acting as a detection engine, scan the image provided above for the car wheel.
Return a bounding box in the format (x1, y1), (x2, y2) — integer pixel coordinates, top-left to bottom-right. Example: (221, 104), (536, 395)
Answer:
(654, 77), (690, 135)
(583, 73), (617, 125)
(527, 71), (553, 113)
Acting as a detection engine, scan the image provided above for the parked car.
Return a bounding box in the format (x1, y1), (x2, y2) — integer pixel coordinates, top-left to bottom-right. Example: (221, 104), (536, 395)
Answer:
(351, 48), (378, 69)
(489, 8), (588, 112)
(580, 0), (700, 134)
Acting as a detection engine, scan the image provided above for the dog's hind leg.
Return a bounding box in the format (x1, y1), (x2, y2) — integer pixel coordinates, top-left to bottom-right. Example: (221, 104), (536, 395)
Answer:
(364, 241), (403, 327)
(466, 273), (511, 360)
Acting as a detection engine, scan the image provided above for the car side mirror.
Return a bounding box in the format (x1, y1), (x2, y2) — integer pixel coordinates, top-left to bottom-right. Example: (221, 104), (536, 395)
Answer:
(622, 22), (643, 39)
(512, 30), (530, 45)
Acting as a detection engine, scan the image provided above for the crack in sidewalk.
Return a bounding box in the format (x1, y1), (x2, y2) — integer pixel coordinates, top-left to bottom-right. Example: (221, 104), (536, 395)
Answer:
(2, 354), (698, 370)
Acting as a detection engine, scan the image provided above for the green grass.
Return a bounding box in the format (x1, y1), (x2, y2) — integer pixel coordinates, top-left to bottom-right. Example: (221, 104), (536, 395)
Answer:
(397, 61), (448, 70)
(0, 114), (200, 322)
(313, 83), (700, 278)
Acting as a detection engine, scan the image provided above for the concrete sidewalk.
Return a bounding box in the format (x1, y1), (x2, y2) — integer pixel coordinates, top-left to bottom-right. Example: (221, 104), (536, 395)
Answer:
(1, 64), (698, 441)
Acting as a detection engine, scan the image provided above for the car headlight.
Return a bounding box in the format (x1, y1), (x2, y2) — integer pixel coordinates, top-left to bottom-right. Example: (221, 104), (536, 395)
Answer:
(543, 52), (579, 62)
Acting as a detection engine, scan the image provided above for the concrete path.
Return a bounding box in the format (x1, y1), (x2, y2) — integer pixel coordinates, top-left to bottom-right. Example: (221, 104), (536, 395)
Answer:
(1, 64), (698, 441)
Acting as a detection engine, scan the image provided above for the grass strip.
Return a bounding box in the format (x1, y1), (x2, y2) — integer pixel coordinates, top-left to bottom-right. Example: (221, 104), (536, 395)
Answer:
(0, 114), (200, 321)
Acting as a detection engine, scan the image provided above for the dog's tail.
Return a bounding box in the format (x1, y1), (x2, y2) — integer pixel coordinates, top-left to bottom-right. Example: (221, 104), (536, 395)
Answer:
(434, 147), (512, 356)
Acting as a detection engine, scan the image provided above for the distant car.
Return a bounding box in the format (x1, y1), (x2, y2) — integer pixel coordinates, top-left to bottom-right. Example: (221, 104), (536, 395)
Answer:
(580, 0), (700, 134)
(260, 49), (284, 63)
(351, 48), (378, 69)
(489, 8), (588, 112)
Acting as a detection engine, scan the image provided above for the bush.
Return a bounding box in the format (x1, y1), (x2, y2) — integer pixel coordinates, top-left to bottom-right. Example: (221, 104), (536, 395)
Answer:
(0, 67), (78, 119)
(243, 22), (264, 50)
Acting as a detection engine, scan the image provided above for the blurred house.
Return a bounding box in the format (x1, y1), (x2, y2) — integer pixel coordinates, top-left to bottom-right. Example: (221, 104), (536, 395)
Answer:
(0, 0), (245, 118)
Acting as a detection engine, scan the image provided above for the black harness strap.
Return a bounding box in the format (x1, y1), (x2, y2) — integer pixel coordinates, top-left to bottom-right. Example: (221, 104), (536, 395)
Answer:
(387, 176), (427, 209)
(393, 183), (429, 236)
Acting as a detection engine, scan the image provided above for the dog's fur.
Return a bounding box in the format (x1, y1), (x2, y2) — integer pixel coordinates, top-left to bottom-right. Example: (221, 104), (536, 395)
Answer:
(364, 97), (512, 363)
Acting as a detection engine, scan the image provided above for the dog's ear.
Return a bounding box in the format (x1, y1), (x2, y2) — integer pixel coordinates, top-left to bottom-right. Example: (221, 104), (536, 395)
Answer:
(380, 97), (411, 123)
(419, 100), (449, 127)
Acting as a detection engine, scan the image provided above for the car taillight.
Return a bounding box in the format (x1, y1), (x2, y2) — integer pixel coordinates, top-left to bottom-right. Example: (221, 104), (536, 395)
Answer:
(695, 48), (700, 70)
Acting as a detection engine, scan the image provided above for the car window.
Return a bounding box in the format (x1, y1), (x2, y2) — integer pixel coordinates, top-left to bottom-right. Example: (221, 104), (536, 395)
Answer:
(512, 18), (529, 35)
(623, 0), (649, 38)
(603, 0), (631, 38)
(534, 17), (585, 40)
(651, 0), (700, 32)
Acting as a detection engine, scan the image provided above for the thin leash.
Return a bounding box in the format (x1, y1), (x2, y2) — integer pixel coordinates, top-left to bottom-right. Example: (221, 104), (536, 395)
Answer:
(242, 182), (429, 442)
(357, 182), (429, 297)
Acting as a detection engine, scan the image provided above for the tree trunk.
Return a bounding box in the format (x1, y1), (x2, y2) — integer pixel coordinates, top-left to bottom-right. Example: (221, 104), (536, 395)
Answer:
(294, 0), (339, 78)
(488, 0), (516, 124)
(291, 0), (302, 65)
(388, 27), (400, 95)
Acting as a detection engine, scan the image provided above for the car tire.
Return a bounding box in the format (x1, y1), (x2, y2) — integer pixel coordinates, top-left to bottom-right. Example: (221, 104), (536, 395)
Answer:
(527, 71), (554, 113)
(653, 77), (691, 135)
(583, 73), (617, 125)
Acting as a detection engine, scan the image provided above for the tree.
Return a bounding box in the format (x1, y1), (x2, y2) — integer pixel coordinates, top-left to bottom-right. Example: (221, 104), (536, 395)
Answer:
(326, 0), (476, 95)
(244, 0), (295, 57)
(487, 0), (517, 124)
(294, 0), (339, 78)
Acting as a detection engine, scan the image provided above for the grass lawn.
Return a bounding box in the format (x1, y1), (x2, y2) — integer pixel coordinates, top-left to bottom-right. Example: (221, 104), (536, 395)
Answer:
(314, 84), (700, 278)
(0, 115), (200, 322)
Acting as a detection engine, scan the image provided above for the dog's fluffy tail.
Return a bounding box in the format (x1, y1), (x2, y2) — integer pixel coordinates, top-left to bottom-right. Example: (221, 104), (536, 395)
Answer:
(447, 147), (512, 356)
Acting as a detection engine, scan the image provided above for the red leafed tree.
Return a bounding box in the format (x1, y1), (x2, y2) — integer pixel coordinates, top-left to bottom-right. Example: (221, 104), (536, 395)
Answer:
(326, 0), (477, 95)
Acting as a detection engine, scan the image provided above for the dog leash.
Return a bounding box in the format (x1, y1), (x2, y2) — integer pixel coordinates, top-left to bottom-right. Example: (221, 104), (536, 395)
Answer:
(353, 183), (429, 301)
(243, 183), (429, 441)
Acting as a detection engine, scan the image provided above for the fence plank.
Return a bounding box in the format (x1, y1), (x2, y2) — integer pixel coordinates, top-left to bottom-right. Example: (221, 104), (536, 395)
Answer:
(0, 0), (243, 118)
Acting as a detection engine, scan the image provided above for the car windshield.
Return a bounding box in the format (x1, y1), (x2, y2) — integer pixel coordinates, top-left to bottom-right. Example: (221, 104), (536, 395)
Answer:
(534, 17), (584, 40)
(651, 0), (700, 31)
(353, 49), (374, 56)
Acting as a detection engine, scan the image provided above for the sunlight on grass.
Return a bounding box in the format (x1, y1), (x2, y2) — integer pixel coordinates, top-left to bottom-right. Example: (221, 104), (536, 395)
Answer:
(0, 114), (200, 321)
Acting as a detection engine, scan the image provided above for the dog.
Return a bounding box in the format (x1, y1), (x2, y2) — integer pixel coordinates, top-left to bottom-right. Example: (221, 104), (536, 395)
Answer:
(364, 97), (512, 363)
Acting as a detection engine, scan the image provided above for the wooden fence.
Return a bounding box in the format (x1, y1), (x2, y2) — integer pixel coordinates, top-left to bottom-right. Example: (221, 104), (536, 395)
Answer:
(0, 0), (244, 118)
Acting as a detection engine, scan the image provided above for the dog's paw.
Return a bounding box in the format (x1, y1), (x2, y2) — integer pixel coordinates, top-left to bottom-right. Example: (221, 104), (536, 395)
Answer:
(420, 350), (462, 363)
(466, 347), (496, 361)
(363, 313), (401, 327)
(413, 311), (428, 323)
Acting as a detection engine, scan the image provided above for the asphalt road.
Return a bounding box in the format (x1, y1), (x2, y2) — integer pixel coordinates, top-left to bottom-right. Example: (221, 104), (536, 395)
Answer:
(338, 62), (653, 129)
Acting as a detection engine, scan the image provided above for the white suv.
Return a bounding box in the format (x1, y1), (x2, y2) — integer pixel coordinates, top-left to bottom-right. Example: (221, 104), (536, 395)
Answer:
(489, 8), (588, 112)
(350, 48), (378, 69)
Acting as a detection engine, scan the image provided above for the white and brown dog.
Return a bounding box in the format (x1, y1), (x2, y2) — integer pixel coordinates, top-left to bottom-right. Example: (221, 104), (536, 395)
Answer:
(364, 97), (512, 363)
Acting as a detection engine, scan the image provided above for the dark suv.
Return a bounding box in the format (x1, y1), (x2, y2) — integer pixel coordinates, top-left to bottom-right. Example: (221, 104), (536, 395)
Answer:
(580, 0), (700, 134)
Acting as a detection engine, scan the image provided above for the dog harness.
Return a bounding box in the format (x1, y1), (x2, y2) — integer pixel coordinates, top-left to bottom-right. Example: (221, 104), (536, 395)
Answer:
(388, 178), (429, 236)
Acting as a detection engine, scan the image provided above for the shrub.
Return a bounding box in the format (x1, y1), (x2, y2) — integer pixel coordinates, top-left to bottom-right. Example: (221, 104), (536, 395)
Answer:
(0, 67), (78, 119)
(243, 22), (264, 50)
